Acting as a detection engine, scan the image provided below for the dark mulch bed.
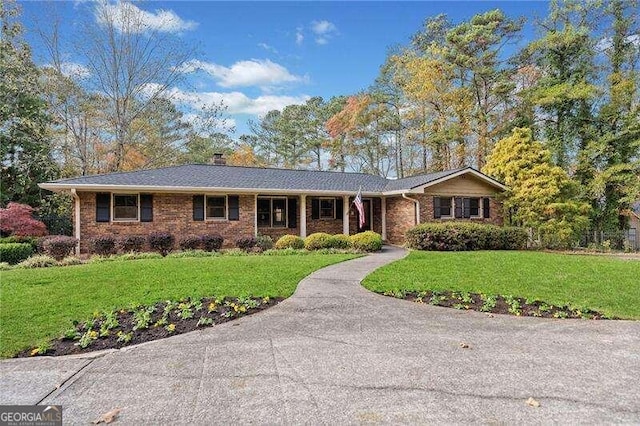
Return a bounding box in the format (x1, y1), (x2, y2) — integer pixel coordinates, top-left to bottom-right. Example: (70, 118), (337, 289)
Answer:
(377, 290), (614, 320)
(18, 296), (283, 358)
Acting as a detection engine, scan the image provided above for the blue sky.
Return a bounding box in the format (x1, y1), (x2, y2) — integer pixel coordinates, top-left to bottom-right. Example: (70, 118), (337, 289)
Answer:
(20, 1), (551, 135)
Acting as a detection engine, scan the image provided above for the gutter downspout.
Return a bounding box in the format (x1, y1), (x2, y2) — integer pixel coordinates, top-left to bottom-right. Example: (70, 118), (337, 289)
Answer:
(402, 193), (420, 226)
(71, 189), (81, 255)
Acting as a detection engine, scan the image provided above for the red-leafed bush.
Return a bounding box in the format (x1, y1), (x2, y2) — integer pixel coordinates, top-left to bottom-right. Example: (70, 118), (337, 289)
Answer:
(91, 236), (117, 256)
(43, 236), (78, 260)
(119, 235), (145, 253)
(235, 236), (257, 251)
(148, 232), (175, 256)
(201, 234), (224, 251)
(0, 203), (48, 237)
(179, 235), (202, 251)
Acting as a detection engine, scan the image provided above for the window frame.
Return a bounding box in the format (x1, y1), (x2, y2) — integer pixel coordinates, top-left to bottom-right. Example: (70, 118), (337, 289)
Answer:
(257, 196), (288, 228)
(437, 196), (454, 219)
(468, 197), (482, 218)
(205, 194), (228, 221)
(112, 193), (140, 222)
(319, 197), (336, 220)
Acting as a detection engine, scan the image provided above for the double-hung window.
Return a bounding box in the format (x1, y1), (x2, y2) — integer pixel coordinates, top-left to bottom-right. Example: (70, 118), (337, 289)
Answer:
(319, 198), (335, 219)
(468, 197), (481, 218)
(435, 197), (453, 218)
(257, 197), (287, 228)
(206, 196), (227, 220)
(434, 196), (485, 219)
(113, 194), (139, 221)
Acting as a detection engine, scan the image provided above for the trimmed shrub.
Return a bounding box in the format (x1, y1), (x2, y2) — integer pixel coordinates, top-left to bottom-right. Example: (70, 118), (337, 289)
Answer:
(91, 236), (117, 256)
(0, 236), (39, 251)
(43, 236), (78, 260)
(119, 235), (145, 253)
(328, 234), (351, 249)
(0, 243), (33, 265)
(256, 235), (274, 251)
(405, 222), (527, 251)
(304, 232), (333, 250)
(16, 255), (57, 269)
(502, 227), (529, 250)
(148, 232), (175, 256)
(275, 234), (305, 250)
(235, 235), (257, 251)
(250, 246), (264, 254)
(179, 235), (202, 251)
(349, 231), (383, 252)
(201, 234), (224, 251)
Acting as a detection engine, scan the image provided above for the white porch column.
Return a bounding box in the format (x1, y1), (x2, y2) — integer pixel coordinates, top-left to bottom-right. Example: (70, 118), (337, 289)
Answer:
(381, 196), (387, 241)
(300, 194), (307, 238)
(71, 189), (81, 255)
(254, 194), (258, 237)
(343, 195), (350, 235)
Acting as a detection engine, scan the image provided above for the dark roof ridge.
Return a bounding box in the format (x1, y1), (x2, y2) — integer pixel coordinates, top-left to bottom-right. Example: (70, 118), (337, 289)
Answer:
(49, 163), (391, 184)
(185, 163), (390, 179)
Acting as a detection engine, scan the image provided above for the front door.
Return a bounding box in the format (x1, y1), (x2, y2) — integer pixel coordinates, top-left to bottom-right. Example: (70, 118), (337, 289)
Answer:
(358, 199), (371, 232)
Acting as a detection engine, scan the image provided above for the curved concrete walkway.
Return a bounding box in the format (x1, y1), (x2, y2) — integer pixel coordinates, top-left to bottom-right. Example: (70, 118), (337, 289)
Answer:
(2, 246), (640, 424)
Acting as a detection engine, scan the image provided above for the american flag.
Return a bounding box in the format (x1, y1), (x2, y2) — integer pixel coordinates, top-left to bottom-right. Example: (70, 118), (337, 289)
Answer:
(353, 187), (365, 228)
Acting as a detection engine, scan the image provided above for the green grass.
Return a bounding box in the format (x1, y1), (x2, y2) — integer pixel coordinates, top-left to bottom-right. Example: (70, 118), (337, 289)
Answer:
(0, 254), (356, 357)
(363, 251), (640, 319)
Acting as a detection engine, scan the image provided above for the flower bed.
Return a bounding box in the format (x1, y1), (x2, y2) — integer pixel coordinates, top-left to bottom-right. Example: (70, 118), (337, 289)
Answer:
(377, 289), (614, 320)
(20, 295), (283, 357)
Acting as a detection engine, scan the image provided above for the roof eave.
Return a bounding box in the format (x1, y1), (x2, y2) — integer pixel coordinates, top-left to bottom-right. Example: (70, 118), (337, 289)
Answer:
(401, 168), (507, 193)
(38, 183), (383, 197)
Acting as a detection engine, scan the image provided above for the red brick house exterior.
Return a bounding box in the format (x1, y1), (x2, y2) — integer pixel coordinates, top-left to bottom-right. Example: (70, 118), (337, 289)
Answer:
(40, 165), (505, 253)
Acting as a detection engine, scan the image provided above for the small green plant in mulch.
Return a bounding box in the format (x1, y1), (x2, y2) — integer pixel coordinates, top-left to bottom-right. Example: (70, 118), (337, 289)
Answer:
(375, 289), (613, 320)
(21, 295), (283, 357)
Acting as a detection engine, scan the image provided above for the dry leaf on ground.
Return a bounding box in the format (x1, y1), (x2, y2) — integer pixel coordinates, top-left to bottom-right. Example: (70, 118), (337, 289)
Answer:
(92, 408), (121, 424)
(526, 397), (540, 407)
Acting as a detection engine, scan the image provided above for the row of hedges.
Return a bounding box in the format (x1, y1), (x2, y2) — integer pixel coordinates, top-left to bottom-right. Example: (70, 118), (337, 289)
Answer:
(405, 222), (527, 251)
(276, 231), (383, 252)
(0, 236), (78, 263)
(89, 233), (226, 257)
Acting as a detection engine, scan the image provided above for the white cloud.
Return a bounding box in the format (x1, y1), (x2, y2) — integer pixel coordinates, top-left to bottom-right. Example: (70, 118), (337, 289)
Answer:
(44, 62), (91, 79)
(180, 113), (236, 134)
(155, 85), (309, 116)
(596, 34), (640, 52)
(176, 59), (306, 89)
(311, 20), (337, 35)
(258, 42), (278, 54)
(310, 20), (338, 45)
(295, 27), (304, 45)
(96, 1), (198, 34)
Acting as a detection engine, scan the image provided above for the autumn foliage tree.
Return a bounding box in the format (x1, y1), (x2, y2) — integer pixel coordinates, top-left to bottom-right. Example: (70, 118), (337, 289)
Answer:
(0, 203), (48, 237)
(483, 128), (591, 248)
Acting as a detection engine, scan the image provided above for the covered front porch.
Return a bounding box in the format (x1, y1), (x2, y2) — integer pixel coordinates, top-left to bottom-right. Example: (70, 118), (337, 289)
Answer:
(254, 194), (386, 241)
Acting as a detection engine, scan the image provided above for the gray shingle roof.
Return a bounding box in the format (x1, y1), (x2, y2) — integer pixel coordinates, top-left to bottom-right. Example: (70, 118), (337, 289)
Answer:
(383, 168), (467, 191)
(41, 164), (500, 194)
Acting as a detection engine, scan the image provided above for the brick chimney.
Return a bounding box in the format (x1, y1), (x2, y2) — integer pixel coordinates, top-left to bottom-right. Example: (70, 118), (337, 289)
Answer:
(211, 153), (226, 165)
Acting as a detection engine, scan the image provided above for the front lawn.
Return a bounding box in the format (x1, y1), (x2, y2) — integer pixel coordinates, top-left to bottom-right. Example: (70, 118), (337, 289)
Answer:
(0, 254), (356, 357)
(363, 251), (640, 319)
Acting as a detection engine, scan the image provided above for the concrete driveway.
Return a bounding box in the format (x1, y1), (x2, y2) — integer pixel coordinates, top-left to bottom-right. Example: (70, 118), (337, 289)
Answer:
(2, 246), (639, 424)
